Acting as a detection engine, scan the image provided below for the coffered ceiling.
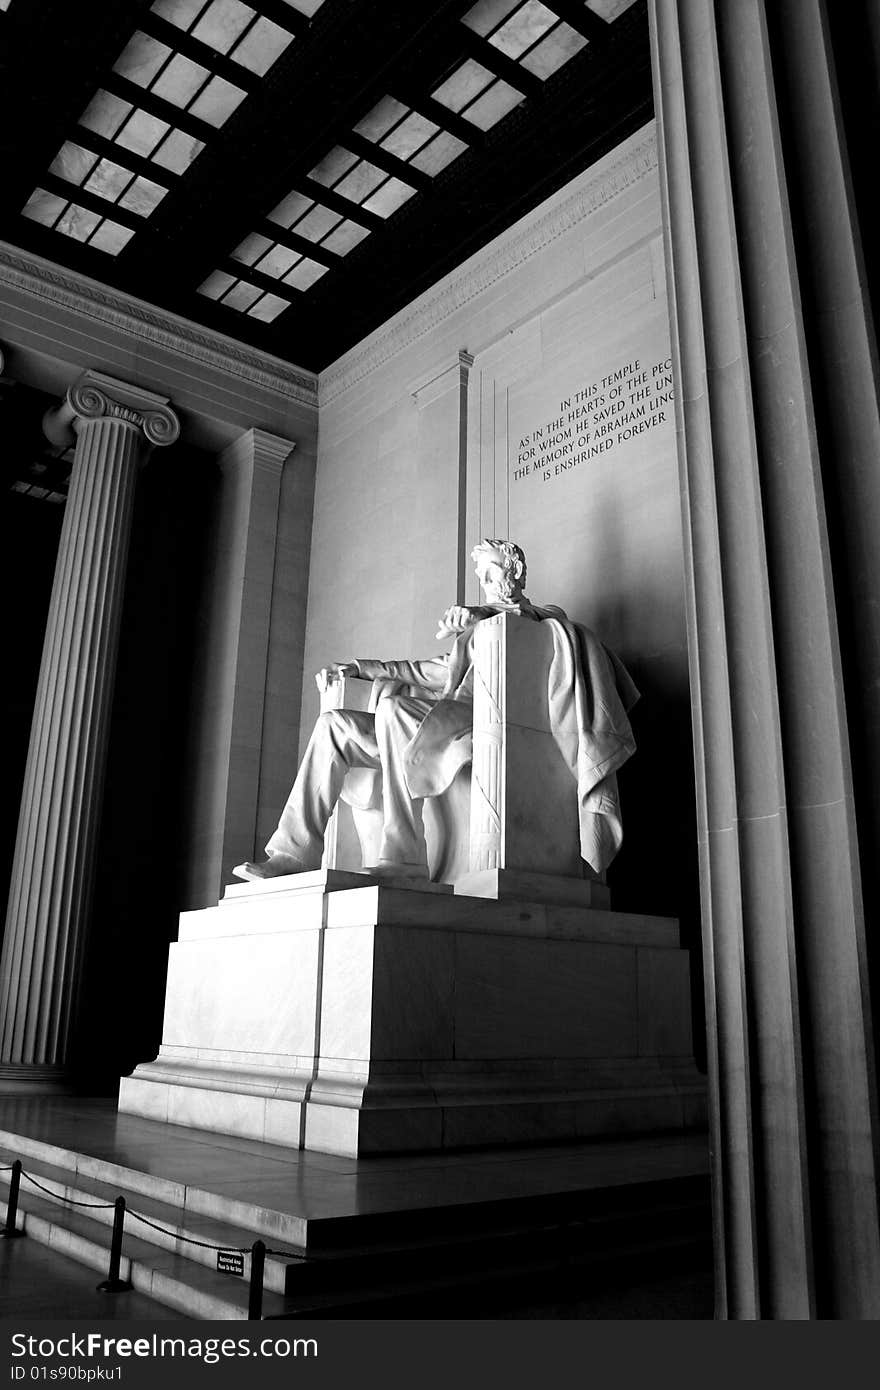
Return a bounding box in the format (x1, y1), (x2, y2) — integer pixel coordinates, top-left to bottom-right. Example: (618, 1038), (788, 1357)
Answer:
(0, 0), (651, 373)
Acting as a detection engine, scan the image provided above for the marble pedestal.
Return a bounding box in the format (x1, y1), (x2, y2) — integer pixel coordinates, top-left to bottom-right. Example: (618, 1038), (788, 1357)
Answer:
(119, 874), (705, 1156)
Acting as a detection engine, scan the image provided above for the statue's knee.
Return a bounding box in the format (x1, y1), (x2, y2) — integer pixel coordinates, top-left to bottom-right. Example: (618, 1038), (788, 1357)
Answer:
(315, 709), (347, 743)
(373, 694), (403, 730)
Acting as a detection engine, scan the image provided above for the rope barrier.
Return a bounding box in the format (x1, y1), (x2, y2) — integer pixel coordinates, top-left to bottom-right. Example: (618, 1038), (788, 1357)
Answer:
(126, 1209), (250, 1253)
(20, 1171), (115, 1208)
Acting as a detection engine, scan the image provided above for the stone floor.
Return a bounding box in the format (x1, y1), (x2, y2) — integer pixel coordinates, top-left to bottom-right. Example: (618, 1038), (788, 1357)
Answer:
(0, 1236), (184, 1320)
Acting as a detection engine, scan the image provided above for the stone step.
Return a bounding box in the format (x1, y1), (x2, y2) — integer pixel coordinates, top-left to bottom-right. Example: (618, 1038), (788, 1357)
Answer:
(0, 1124), (312, 1248)
(0, 1150), (304, 1294)
(3, 1188), (290, 1321)
(0, 1111), (712, 1319)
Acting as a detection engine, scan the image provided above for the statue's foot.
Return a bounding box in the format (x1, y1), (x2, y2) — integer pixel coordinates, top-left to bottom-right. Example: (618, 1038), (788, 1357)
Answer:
(363, 860), (430, 880)
(232, 853), (309, 882)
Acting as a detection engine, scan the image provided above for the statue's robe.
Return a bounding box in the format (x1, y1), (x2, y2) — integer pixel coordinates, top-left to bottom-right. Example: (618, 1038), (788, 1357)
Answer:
(344, 604), (639, 874)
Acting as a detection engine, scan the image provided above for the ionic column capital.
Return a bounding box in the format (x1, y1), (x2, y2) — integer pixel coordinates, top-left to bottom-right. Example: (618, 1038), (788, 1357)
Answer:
(43, 370), (181, 452)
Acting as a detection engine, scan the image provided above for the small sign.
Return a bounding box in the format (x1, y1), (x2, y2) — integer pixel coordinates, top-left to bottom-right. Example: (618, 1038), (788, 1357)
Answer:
(217, 1249), (245, 1276)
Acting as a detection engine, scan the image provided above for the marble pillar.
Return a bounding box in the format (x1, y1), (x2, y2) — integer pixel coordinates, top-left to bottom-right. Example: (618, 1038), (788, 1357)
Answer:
(0, 371), (180, 1088)
(218, 430), (294, 885)
(649, 0), (880, 1317)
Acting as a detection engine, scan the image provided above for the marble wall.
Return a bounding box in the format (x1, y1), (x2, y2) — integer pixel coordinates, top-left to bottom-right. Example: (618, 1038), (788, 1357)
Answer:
(305, 122), (698, 938)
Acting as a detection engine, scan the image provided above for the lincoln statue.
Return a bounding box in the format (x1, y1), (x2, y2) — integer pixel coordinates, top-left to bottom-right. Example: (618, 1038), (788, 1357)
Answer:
(234, 539), (639, 883)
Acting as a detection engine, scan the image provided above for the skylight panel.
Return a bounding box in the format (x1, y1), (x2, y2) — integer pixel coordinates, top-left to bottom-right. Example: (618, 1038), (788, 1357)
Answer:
(151, 0), (205, 27)
(463, 0), (591, 85)
(432, 59), (495, 114)
(232, 232), (273, 265)
(114, 31), (247, 127)
(362, 177), (415, 218)
(232, 16), (292, 75)
(433, 59), (524, 130)
(150, 0), (295, 76)
(115, 109), (171, 158)
(80, 92), (132, 141)
(354, 96), (409, 142)
(520, 24), (587, 78)
(21, 190), (68, 228)
(189, 74), (247, 125)
(463, 80), (524, 131)
(199, 247), (330, 323)
(118, 176), (168, 216)
(151, 128), (205, 173)
(114, 32), (172, 86)
(280, 0), (324, 15)
(408, 129), (468, 176)
(151, 52), (211, 107)
(334, 160), (386, 205)
(198, 269), (236, 298)
(248, 294), (289, 322)
(84, 159), (139, 202)
(585, 0), (638, 18)
(269, 190), (314, 227)
(320, 220), (370, 255)
(255, 244), (303, 278)
(283, 259), (327, 290)
(489, 1), (557, 59)
(191, 0), (255, 53)
(294, 203), (342, 242)
(49, 143), (98, 186)
(309, 147), (358, 187)
(462, 0), (522, 36)
(353, 99), (469, 180)
(380, 111), (438, 161)
(22, 188), (135, 257)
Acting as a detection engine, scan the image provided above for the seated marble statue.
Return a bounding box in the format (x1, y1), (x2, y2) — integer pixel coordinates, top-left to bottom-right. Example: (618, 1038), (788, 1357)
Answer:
(233, 539), (639, 882)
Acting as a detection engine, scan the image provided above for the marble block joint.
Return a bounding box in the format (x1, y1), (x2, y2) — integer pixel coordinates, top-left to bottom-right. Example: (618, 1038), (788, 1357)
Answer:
(119, 875), (704, 1156)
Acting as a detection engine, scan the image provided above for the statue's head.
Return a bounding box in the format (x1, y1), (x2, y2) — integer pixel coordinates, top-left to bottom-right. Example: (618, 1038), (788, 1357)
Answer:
(471, 539), (527, 604)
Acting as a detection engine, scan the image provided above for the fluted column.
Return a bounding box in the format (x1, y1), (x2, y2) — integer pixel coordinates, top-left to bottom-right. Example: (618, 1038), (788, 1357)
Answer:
(649, 0), (880, 1317)
(0, 371), (179, 1087)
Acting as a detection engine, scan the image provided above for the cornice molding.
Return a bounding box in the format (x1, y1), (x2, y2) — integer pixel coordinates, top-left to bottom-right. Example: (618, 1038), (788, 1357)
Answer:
(319, 126), (658, 406)
(0, 244), (318, 409)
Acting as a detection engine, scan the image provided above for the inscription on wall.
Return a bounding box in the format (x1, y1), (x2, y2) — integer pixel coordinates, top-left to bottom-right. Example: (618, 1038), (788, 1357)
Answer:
(512, 355), (673, 485)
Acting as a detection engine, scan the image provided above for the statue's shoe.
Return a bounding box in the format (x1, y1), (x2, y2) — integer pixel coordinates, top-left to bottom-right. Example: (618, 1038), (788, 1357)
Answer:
(232, 854), (308, 881)
(363, 860), (430, 880)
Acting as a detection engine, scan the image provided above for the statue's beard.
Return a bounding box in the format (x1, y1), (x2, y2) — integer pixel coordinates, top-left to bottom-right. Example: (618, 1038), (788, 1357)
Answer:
(484, 575), (520, 603)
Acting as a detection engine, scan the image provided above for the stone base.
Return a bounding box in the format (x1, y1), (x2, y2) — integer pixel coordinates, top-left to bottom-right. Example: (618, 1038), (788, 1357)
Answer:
(119, 880), (705, 1157)
(454, 867), (610, 909)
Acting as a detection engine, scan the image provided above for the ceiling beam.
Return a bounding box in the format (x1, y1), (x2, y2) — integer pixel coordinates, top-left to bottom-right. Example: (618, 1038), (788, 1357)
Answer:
(138, 12), (263, 95)
(39, 170), (146, 233)
(388, 88), (483, 149)
(458, 27), (544, 98)
(544, 1), (612, 43)
(252, 219), (346, 267)
(103, 72), (218, 145)
(341, 132), (433, 193)
(217, 258), (303, 303)
(70, 127), (177, 189)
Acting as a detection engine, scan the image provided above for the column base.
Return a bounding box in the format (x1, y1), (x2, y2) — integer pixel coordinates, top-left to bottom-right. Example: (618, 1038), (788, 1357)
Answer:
(0, 1064), (72, 1095)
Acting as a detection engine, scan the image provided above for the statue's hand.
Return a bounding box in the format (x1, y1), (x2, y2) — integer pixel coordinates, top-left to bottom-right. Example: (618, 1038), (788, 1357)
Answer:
(315, 662), (357, 693)
(435, 605), (483, 640)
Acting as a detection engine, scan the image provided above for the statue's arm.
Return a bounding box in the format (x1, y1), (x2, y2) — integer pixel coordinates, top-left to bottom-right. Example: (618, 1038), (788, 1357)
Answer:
(349, 656), (450, 691)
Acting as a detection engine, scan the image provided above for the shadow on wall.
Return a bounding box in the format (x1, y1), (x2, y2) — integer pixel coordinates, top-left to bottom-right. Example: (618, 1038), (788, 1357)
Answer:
(72, 443), (218, 1088)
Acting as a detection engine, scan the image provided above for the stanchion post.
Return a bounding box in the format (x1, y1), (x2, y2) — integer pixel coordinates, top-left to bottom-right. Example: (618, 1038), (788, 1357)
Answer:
(97, 1196), (133, 1292)
(1, 1161), (24, 1238)
(249, 1240), (266, 1319)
